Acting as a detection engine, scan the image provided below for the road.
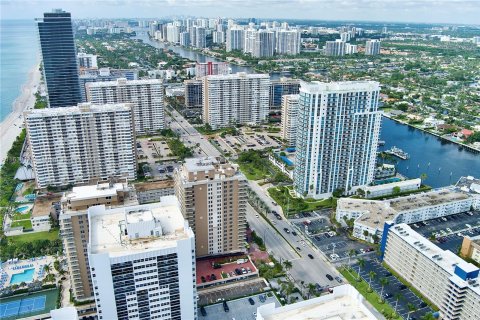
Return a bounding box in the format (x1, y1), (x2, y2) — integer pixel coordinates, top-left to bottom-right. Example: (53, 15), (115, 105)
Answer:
(165, 107), (221, 158)
(168, 108), (341, 287)
(247, 203), (341, 287)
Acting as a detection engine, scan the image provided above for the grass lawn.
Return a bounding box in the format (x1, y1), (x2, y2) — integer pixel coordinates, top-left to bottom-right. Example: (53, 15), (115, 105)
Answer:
(9, 229), (59, 243)
(12, 212), (32, 221)
(239, 163), (270, 181)
(10, 220), (32, 229)
(268, 186), (336, 216)
(340, 267), (400, 319)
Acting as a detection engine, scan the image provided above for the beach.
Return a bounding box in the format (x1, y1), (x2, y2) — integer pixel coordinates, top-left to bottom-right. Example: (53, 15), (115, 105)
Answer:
(0, 65), (40, 165)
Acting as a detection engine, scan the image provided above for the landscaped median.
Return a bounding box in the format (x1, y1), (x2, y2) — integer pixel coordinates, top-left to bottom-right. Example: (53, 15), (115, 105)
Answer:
(339, 266), (400, 319)
(267, 186), (336, 216)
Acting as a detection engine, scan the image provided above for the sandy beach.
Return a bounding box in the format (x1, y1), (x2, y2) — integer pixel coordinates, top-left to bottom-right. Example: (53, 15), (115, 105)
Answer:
(0, 65), (41, 166)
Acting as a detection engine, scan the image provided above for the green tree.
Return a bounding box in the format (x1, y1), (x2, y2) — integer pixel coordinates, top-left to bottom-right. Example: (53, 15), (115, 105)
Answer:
(406, 303), (418, 320)
(368, 271), (376, 291)
(43, 264), (51, 274)
(379, 277), (389, 301)
(392, 186), (401, 194)
(394, 293), (403, 313)
(357, 258), (366, 281)
(283, 260), (293, 273)
(420, 173), (428, 184)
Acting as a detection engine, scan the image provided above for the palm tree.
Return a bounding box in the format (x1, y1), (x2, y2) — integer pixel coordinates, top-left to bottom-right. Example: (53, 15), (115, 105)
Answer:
(394, 293), (403, 313)
(283, 260), (292, 273)
(43, 264), (51, 274)
(421, 313), (436, 320)
(379, 277), (389, 301)
(420, 173), (428, 184)
(307, 283), (316, 298)
(347, 249), (356, 267)
(357, 258), (366, 281)
(368, 271), (376, 291)
(407, 303), (418, 320)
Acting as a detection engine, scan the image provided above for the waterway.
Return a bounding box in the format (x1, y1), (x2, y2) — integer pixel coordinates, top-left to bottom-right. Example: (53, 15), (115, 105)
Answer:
(134, 30), (479, 188)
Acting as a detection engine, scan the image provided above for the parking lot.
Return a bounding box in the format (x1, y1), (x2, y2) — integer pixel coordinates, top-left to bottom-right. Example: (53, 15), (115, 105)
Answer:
(290, 210), (371, 262)
(411, 210), (480, 253)
(353, 258), (433, 320)
(198, 292), (280, 320)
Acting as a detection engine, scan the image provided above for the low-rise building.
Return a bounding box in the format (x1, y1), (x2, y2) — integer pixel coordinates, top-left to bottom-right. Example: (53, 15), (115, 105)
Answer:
(382, 224), (480, 320)
(134, 180), (175, 204)
(460, 235), (480, 264)
(31, 195), (61, 231)
(363, 178), (421, 198)
(336, 188), (478, 242)
(256, 284), (378, 320)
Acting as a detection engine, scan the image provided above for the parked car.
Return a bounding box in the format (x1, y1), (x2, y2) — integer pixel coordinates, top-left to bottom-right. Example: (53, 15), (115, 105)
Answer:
(259, 295), (266, 303)
(326, 274), (334, 281)
(308, 254), (314, 259)
(399, 284), (407, 290)
(296, 247), (301, 251)
(335, 276), (343, 283)
(284, 228), (290, 233)
(248, 297), (255, 305)
(384, 293), (392, 298)
(291, 231), (297, 236)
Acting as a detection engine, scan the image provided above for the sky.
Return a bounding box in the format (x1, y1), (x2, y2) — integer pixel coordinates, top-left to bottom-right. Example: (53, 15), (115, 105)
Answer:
(1, 0), (480, 25)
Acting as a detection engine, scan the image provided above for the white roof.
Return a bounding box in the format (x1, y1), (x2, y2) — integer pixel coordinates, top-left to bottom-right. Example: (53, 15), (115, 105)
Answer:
(300, 80), (380, 94)
(65, 183), (127, 202)
(88, 196), (191, 256)
(87, 78), (162, 87)
(25, 103), (131, 118)
(184, 157), (217, 172)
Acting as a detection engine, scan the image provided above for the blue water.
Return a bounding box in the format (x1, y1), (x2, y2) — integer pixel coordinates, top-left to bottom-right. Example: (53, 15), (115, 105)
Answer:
(379, 117), (480, 188)
(0, 20), (39, 122)
(15, 206), (29, 213)
(373, 177), (402, 185)
(10, 268), (35, 284)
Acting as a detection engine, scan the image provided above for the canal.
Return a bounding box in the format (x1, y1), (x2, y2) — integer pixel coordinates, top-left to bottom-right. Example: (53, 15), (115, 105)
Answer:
(135, 30), (479, 188)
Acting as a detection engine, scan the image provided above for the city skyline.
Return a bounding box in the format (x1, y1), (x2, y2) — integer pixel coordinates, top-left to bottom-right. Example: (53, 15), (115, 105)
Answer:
(1, 0), (480, 25)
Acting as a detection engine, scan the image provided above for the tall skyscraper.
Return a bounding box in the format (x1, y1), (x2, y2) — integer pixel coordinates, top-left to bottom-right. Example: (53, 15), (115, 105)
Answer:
(253, 30), (275, 58)
(36, 9), (82, 108)
(202, 73), (270, 129)
(86, 78), (164, 135)
(294, 81), (381, 198)
(59, 181), (134, 301)
(324, 40), (346, 56)
(88, 197), (197, 320)
(281, 94), (300, 147)
(194, 26), (206, 48)
(365, 40), (381, 55)
(25, 103), (137, 188)
(184, 79), (203, 109)
(174, 157), (247, 257)
(226, 27), (245, 52)
(269, 78), (301, 109)
(276, 30), (301, 55)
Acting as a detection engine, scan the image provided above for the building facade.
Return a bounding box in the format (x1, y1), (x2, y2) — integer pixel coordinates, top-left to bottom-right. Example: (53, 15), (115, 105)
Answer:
(79, 68), (139, 102)
(253, 30), (275, 58)
(88, 197), (197, 320)
(460, 235), (480, 264)
(174, 157), (247, 257)
(365, 40), (381, 55)
(382, 224), (480, 320)
(36, 9), (82, 108)
(184, 80), (203, 109)
(195, 62), (229, 78)
(226, 27), (244, 52)
(269, 78), (301, 108)
(77, 53), (98, 70)
(281, 94), (299, 147)
(25, 103), (137, 188)
(276, 30), (301, 55)
(294, 81), (381, 198)
(86, 78), (164, 135)
(134, 180), (175, 204)
(324, 40), (346, 56)
(202, 73), (270, 129)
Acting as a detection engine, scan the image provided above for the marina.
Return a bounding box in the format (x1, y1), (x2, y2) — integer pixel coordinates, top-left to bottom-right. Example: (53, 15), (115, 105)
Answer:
(385, 146), (410, 160)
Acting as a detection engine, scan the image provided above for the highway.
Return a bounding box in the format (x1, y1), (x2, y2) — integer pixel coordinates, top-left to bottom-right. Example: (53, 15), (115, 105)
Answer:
(167, 107), (342, 287)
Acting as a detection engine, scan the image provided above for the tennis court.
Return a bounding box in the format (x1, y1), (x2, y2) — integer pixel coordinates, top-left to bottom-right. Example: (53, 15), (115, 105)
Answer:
(0, 288), (58, 320)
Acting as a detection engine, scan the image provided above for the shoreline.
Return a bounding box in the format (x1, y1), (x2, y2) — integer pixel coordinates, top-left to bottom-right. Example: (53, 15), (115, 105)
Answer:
(0, 65), (41, 165)
(382, 114), (480, 154)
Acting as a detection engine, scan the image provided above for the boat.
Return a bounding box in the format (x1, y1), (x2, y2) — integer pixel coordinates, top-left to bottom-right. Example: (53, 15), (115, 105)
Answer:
(378, 140), (386, 146)
(385, 146), (410, 160)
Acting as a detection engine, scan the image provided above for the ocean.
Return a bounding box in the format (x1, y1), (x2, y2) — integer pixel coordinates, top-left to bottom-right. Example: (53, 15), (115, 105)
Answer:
(0, 20), (39, 122)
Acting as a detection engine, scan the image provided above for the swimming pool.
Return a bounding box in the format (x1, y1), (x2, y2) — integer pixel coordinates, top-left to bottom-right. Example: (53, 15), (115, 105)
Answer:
(15, 206), (29, 213)
(10, 268), (35, 285)
(373, 177), (402, 185)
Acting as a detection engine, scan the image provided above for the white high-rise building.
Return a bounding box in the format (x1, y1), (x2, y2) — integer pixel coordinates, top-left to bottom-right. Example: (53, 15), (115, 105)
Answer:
(166, 23), (180, 43)
(212, 31), (225, 44)
(244, 28), (257, 55)
(253, 30), (275, 58)
(346, 43), (358, 54)
(325, 40), (346, 56)
(194, 26), (206, 49)
(226, 27), (244, 52)
(276, 30), (301, 55)
(179, 32), (190, 47)
(77, 53), (98, 69)
(294, 81), (381, 198)
(25, 103), (137, 188)
(195, 62), (229, 78)
(281, 94), (299, 146)
(86, 78), (164, 135)
(340, 32), (351, 42)
(203, 73), (270, 129)
(365, 39), (381, 55)
(382, 224), (480, 320)
(88, 196), (197, 320)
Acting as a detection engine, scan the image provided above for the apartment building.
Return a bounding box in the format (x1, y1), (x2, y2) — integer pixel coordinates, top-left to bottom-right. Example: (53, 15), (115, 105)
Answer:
(77, 53), (98, 69)
(25, 103), (137, 188)
(382, 224), (480, 320)
(184, 79), (203, 109)
(88, 197), (197, 320)
(226, 27), (244, 52)
(336, 188), (477, 243)
(325, 40), (346, 56)
(134, 180), (175, 204)
(460, 235), (480, 264)
(86, 78), (164, 135)
(59, 181), (135, 301)
(276, 30), (301, 55)
(79, 68), (138, 102)
(280, 94), (299, 147)
(293, 81), (381, 198)
(174, 157), (247, 257)
(269, 78), (301, 109)
(202, 73), (270, 129)
(365, 40), (381, 55)
(195, 62), (229, 78)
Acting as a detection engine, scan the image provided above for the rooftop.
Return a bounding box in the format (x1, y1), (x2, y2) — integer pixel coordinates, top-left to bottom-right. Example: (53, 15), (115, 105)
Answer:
(391, 224), (479, 294)
(184, 157), (217, 172)
(300, 80), (380, 94)
(88, 196), (191, 257)
(256, 284), (377, 320)
(32, 195), (61, 218)
(364, 178), (421, 192)
(86, 78), (162, 87)
(63, 182), (128, 202)
(388, 189), (469, 211)
(337, 198), (397, 229)
(456, 176), (480, 195)
(24, 103), (131, 118)
(205, 72), (270, 80)
(134, 180), (175, 192)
